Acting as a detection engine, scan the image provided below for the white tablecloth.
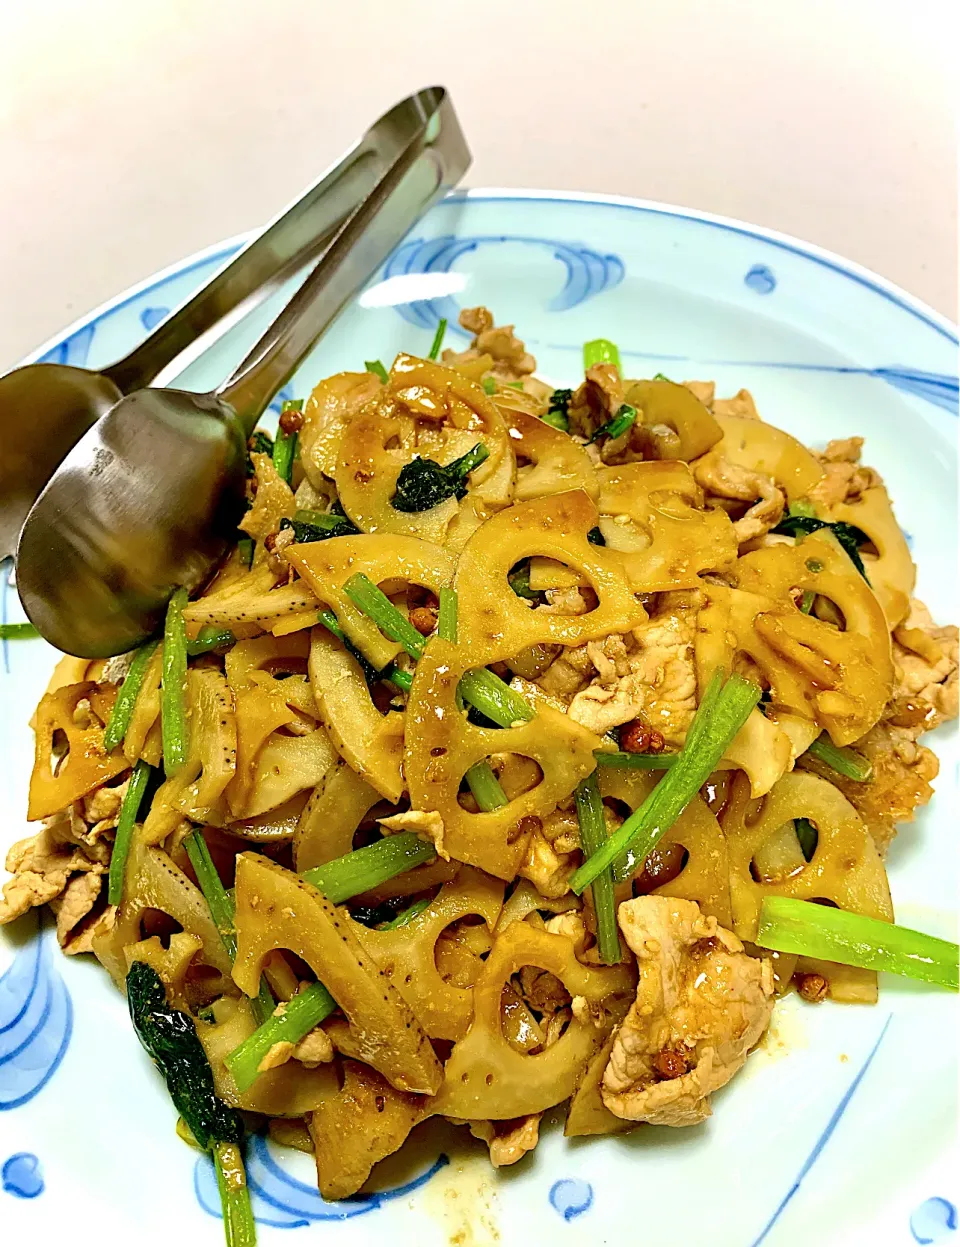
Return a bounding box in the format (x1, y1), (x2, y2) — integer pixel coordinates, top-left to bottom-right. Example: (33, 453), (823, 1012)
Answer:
(0, 0), (956, 369)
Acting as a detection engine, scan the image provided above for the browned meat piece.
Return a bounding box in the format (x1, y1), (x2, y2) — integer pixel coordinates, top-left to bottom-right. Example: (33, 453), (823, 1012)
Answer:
(692, 456), (785, 545)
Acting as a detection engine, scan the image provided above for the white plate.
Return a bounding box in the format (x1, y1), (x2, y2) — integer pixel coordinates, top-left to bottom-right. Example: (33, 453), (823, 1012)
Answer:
(2, 190), (957, 1247)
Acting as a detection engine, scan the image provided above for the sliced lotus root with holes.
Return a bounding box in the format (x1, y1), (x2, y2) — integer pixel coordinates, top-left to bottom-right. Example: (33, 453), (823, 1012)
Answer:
(182, 565), (319, 637)
(224, 632), (318, 717)
(300, 369), (383, 487)
(434, 920), (635, 1120)
(233, 854), (442, 1096)
(697, 529), (893, 744)
(287, 533), (457, 669)
(597, 768), (733, 927)
(307, 627), (406, 801)
(693, 413), (824, 502)
(294, 761), (383, 871)
(238, 728), (337, 822)
(596, 461), (738, 590)
(720, 770), (893, 943)
(405, 638), (601, 880)
(355, 866), (504, 1040)
(623, 378), (723, 460)
(28, 681), (128, 820)
(826, 484), (915, 628)
(455, 491), (649, 666)
(308, 1060), (430, 1201)
(143, 669), (238, 843)
(93, 830), (234, 989)
(335, 354), (515, 541)
(506, 409), (598, 502)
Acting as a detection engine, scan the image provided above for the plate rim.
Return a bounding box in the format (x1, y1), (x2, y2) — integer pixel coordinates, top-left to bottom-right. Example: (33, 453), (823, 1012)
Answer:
(14, 187), (957, 371)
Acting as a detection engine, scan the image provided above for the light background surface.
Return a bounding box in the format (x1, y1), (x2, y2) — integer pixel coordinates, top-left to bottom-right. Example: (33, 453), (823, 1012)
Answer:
(0, 0), (956, 369)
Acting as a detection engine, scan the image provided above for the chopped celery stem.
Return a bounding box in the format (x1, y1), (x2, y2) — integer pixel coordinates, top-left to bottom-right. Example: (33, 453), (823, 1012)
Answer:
(343, 573), (426, 660)
(481, 376), (496, 395)
(212, 1140), (257, 1247)
(186, 626), (235, 657)
(161, 588), (190, 776)
(224, 982), (338, 1093)
(103, 640), (160, 752)
(457, 666), (535, 727)
(571, 671), (761, 892)
(385, 665), (413, 692)
(318, 608), (345, 640)
(184, 829), (238, 959)
(428, 317), (448, 360)
(583, 338), (622, 373)
(789, 498), (818, 518)
(541, 410), (569, 432)
(107, 759), (153, 905)
(272, 428), (297, 485)
(294, 509), (350, 530)
(0, 622), (40, 639)
(237, 537), (254, 568)
(302, 832), (436, 902)
(574, 773), (620, 964)
(438, 587), (458, 643)
(465, 762), (508, 811)
(381, 896), (432, 929)
(756, 897), (959, 990)
(800, 590), (816, 615)
(365, 359), (389, 383)
(805, 734), (873, 781)
(594, 751), (676, 770)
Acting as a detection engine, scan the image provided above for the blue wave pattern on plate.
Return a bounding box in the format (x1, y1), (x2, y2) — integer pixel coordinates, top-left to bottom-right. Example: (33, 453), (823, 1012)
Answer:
(744, 264), (777, 294)
(194, 1134), (448, 1228)
(140, 306), (169, 331)
(36, 323), (96, 369)
(383, 234), (624, 329)
(266, 382), (296, 417)
(549, 1178), (593, 1221)
(2, 1152), (44, 1199)
(749, 1015), (891, 1246)
(0, 931), (73, 1111)
(911, 1197), (958, 1244)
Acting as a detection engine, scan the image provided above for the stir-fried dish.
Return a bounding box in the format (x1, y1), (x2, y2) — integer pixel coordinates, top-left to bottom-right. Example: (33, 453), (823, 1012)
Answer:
(3, 309), (958, 1241)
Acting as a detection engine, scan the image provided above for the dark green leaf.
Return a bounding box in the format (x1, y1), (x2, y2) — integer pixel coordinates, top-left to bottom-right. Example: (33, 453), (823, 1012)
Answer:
(508, 559), (539, 601)
(771, 515), (871, 582)
(126, 961), (244, 1149)
(587, 526), (606, 546)
(588, 402), (637, 444)
(392, 443), (489, 513)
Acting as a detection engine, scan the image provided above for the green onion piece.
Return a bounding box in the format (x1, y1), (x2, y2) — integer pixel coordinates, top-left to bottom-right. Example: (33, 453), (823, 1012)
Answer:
(103, 640), (160, 752)
(789, 498), (818, 518)
(318, 608), (345, 641)
(184, 828), (237, 958)
(800, 590), (816, 615)
(0, 621), (40, 639)
(212, 1141), (257, 1247)
(380, 896), (432, 929)
(541, 410), (569, 432)
(805, 734), (873, 782)
(293, 509), (350, 530)
(272, 430), (297, 485)
(589, 403), (636, 444)
(237, 537), (254, 568)
(107, 759), (153, 905)
(366, 359), (389, 384)
(224, 981), (338, 1094)
(458, 666), (535, 727)
(384, 665), (413, 692)
(794, 817), (818, 861)
(583, 338), (622, 373)
(465, 762), (508, 811)
(481, 376), (496, 395)
(756, 896), (959, 991)
(594, 750), (677, 770)
(302, 832), (436, 902)
(438, 587), (458, 643)
(571, 671), (761, 893)
(186, 627), (235, 658)
(343, 573), (426, 660)
(574, 772), (620, 964)
(161, 588), (190, 776)
(428, 317), (448, 360)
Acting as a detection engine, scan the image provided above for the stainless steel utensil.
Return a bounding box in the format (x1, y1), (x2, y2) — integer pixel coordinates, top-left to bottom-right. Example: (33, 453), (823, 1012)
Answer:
(17, 86), (469, 658)
(0, 95), (417, 560)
